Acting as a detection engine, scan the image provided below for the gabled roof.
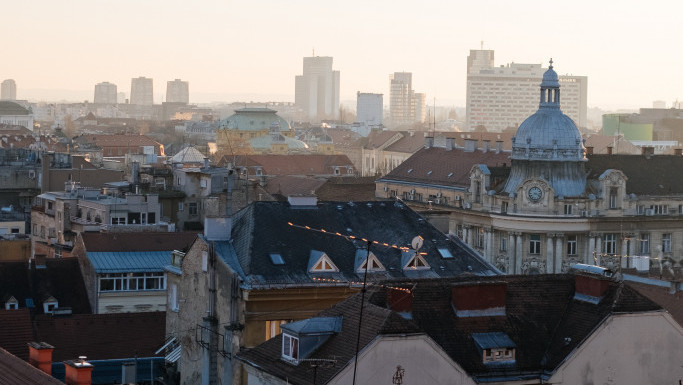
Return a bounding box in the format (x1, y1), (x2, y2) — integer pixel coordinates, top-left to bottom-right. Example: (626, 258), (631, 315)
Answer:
(586, 154), (683, 195)
(383, 133), (427, 153)
(80, 232), (198, 252)
(281, 316), (343, 335)
(0, 309), (33, 360)
(170, 146), (206, 164)
(238, 275), (662, 384)
(0, 258), (91, 316)
(216, 201), (498, 288)
(0, 346), (64, 385)
(379, 147), (510, 188)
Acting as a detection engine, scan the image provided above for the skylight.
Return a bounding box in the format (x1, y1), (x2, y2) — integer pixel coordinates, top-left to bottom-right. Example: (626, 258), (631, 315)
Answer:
(437, 248), (454, 259)
(269, 253), (285, 265)
(407, 169), (413, 173)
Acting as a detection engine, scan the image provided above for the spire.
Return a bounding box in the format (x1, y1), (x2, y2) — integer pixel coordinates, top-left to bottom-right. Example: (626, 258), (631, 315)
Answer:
(549, 58), (553, 69)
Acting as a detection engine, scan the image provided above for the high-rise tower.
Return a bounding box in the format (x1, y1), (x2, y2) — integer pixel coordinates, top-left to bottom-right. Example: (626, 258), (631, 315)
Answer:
(294, 56), (340, 122)
(130, 77), (154, 105)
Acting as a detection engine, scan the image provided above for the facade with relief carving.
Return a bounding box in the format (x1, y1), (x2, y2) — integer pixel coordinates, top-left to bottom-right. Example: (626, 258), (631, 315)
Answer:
(453, 61), (683, 275)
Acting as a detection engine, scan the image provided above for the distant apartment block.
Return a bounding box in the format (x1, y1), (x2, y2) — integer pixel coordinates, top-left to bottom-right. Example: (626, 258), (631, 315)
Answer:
(94, 82), (117, 104)
(130, 77), (153, 106)
(295, 56), (340, 122)
(166, 79), (189, 104)
(466, 49), (587, 131)
(356, 92), (383, 127)
(1, 79), (17, 101)
(389, 72), (425, 126)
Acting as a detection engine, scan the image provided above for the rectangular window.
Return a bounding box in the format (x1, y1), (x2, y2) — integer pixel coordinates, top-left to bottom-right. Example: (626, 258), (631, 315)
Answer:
(501, 201), (508, 213)
(500, 234), (507, 252)
(99, 272), (166, 292)
(609, 188), (618, 209)
(662, 233), (671, 253)
(637, 205), (645, 215)
(476, 228), (485, 249)
(639, 234), (650, 255)
(178, 202), (184, 211)
(604, 234), (617, 255)
(564, 204), (573, 215)
(529, 234), (541, 254)
(189, 202), (198, 216)
(651, 205), (668, 215)
(282, 334), (299, 361)
(266, 320), (290, 340)
(567, 235), (577, 256)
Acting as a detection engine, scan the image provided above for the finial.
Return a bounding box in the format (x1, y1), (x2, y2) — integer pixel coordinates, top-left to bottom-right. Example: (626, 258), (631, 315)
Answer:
(549, 58), (553, 69)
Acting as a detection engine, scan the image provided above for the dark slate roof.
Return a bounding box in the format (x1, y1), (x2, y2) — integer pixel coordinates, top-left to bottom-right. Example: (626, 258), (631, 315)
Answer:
(586, 154), (683, 195)
(0, 346), (64, 385)
(238, 275), (662, 384)
(81, 232), (198, 252)
(379, 147), (510, 189)
(33, 311), (166, 361)
(221, 201), (498, 288)
(0, 258), (91, 315)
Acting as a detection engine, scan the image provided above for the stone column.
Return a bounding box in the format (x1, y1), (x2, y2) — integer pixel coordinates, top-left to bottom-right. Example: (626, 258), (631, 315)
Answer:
(555, 233), (564, 273)
(595, 235), (602, 266)
(546, 234), (555, 274)
(628, 234), (636, 268)
(587, 234), (596, 265)
(515, 233), (523, 274)
(621, 237), (629, 269)
(485, 228), (494, 264)
(507, 233), (515, 274)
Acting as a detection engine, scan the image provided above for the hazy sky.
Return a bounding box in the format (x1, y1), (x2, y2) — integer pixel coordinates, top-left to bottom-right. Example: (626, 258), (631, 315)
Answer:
(3, 0), (682, 109)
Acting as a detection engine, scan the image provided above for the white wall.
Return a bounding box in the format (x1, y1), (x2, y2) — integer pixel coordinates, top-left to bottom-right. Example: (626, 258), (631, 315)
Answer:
(550, 312), (683, 385)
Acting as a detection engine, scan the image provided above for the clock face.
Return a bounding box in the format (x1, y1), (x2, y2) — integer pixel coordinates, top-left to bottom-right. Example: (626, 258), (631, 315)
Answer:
(528, 186), (543, 202)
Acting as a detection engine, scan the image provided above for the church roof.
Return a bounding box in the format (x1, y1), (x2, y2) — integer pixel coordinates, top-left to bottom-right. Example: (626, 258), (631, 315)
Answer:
(220, 108), (291, 132)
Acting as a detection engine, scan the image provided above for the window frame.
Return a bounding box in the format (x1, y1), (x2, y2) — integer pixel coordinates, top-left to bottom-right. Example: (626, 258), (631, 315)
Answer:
(529, 234), (541, 255)
(662, 233), (672, 253)
(639, 233), (650, 255)
(566, 235), (578, 256)
(604, 233), (617, 255)
(282, 333), (299, 361)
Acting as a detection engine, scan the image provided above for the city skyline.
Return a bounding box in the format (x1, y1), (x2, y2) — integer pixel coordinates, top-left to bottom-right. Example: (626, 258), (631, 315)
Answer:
(3, 0), (683, 109)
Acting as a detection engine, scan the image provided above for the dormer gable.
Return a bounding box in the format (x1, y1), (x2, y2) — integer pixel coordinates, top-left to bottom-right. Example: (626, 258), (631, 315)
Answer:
(5, 296), (18, 310)
(308, 250), (339, 273)
(401, 249), (429, 270)
(280, 316), (343, 364)
(355, 249), (385, 273)
(43, 296), (58, 314)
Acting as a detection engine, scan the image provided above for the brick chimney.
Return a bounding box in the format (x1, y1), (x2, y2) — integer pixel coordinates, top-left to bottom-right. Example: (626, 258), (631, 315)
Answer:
(464, 139), (477, 152)
(64, 356), (93, 385)
(585, 146), (594, 155)
(495, 140), (504, 154)
(606, 146), (613, 155)
(386, 287), (412, 313)
(424, 136), (434, 149)
(574, 274), (611, 304)
(451, 282), (506, 317)
(445, 137), (455, 151)
(28, 342), (54, 376)
(675, 148), (682, 156)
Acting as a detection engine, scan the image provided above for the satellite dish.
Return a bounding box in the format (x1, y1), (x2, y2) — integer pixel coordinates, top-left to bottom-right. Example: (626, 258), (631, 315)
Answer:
(411, 236), (424, 250)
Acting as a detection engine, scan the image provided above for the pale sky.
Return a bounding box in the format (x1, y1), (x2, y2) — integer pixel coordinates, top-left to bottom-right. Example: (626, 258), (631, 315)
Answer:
(3, 0), (683, 109)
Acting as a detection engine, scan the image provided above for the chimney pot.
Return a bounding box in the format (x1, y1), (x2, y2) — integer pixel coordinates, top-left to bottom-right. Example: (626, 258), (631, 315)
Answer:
(64, 356), (94, 385)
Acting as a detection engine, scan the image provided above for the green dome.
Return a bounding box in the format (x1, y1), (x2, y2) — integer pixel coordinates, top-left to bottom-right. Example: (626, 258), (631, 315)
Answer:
(220, 108), (291, 132)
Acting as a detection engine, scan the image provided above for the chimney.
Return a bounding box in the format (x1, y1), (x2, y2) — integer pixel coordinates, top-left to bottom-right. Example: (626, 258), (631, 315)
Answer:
(386, 287), (412, 313)
(464, 139), (477, 152)
(606, 146), (613, 155)
(451, 282), (506, 317)
(482, 140), (491, 153)
(585, 146), (594, 155)
(574, 274), (611, 304)
(495, 140), (504, 154)
(445, 137), (455, 151)
(424, 136), (434, 149)
(675, 148), (682, 156)
(28, 342), (54, 376)
(64, 356), (93, 385)
(203, 157), (210, 169)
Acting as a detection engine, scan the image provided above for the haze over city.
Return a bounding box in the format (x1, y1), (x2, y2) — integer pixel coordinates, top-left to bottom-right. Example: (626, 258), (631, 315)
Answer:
(4, 0), (683, 109)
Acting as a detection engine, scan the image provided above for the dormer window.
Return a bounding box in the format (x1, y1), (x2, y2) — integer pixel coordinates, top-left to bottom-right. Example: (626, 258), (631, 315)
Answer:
(43, 297), (58, 314)
(309, 250), (339, 273)
(473, 332), (516, 365)
(282, 333), (299, 362)
(5, 296), (18, 310)
(484, 347), (515, 363)
(402, 250), (429, 270)
(356, 251), (385, 273)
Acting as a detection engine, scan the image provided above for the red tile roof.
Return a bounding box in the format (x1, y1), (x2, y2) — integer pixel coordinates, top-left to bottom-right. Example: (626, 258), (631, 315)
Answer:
(0, 309), (33, 360)
(80, 232), (198, 252)
(222, 154), (355, 176)
(86, 134), (162, 148)
(0, 346), (63, 385)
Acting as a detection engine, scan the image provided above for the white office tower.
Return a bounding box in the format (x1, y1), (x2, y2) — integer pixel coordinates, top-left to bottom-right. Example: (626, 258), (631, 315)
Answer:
(356, 92), (383, 127)
(295, 56), (340, 122)
(413, 92), (426, 124)
(166, 79), (189, 104)
(466, 49), (587, 131)
(130, 77), (154, 105)
(94, 82), (118, 104)
(1, 79), (17, 100)
(389, 72), (414, 126)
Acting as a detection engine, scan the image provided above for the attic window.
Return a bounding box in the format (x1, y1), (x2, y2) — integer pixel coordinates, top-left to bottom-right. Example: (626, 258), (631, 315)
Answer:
(483, 348), (515, 363)
(448, 172), (454, 178)
(357, 252), (385, 272)
(309, 251), (339, 273)
(437, 248), (454, 259)
(403, 251), (429, 270)
(473, 332), (516, 365)
(5, 296), (18, 310)
(270, 253), (285, 265)
(407, 169), (413, 173)
(43, 298), (58, 314)
(282, 333), (299, 362)
(427, 170), (432, 175)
